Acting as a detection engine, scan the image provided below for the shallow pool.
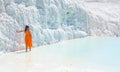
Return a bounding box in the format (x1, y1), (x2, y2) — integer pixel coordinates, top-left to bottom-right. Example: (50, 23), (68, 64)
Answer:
(0, 36), (120, 72)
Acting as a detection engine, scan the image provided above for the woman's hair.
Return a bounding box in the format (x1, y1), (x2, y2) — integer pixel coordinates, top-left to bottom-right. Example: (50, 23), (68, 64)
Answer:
(25, 25), (29, 32)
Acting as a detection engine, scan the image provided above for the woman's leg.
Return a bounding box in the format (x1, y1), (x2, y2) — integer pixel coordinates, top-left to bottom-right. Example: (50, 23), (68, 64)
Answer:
(29, 47), (31, 51)
(26, 45), (28, 52)
(29, 46), (31, 51)
(26, 47), (28, 52)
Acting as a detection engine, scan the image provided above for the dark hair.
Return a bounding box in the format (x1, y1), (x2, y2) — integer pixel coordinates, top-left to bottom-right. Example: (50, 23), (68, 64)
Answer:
(25, 25), (29, 32)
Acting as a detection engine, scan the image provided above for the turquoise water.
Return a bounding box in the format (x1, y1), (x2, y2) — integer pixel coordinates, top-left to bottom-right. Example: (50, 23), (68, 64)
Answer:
(0, 36), (120, 72)
(36, 36), (120, 72)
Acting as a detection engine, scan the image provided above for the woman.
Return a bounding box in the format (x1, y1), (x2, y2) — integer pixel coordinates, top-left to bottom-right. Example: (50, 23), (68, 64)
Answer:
(17, 25), (32, 52)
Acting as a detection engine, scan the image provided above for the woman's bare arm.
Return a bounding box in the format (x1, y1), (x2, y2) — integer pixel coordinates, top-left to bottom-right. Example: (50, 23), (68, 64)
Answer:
(16, 30), (24, 33)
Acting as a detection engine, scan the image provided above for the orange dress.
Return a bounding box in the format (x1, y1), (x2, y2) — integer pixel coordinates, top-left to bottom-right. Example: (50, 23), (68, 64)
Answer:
(25, 30), (32, 48)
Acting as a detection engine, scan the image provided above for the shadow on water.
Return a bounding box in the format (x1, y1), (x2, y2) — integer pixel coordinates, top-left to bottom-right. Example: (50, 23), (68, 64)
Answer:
(16, 51), (28, 54)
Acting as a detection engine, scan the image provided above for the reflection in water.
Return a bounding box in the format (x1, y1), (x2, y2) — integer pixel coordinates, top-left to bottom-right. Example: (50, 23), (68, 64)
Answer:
(25, 52), (32, 72)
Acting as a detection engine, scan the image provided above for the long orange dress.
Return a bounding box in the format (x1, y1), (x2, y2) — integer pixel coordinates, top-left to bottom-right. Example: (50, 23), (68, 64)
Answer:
(25, 30), (32, 48)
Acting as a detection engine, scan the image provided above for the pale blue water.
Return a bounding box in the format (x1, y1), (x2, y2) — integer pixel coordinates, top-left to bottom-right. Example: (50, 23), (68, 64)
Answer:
(0, 36), (119, 72)
(37, 37), (120, 72)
